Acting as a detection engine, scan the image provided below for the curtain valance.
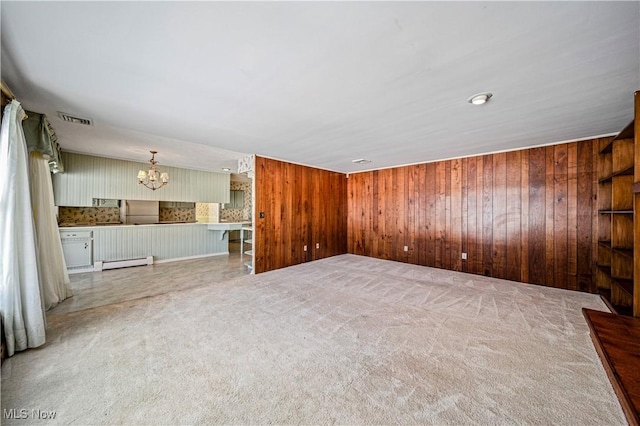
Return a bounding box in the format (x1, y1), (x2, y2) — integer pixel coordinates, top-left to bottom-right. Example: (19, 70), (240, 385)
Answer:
(23, 111), (64, 173)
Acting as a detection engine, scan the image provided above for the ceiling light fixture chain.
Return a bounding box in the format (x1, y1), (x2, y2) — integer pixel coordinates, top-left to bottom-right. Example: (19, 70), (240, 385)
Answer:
(137, 150), (169, 191)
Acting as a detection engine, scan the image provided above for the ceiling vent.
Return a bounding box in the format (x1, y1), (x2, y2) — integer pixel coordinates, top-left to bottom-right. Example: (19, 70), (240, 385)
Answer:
(58, 112), (93, 126)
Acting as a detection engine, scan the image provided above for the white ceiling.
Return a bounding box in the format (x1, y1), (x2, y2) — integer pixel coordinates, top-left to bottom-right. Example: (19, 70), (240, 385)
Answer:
(1, 2), (638, 173)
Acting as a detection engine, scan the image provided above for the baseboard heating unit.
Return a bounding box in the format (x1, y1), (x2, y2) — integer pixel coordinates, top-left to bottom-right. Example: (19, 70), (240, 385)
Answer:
(93, 256), (153, 272)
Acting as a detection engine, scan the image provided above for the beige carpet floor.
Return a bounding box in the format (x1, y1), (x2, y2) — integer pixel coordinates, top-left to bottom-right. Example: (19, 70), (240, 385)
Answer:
(49, 250), (250, 315)
(1, 254), (626, 425)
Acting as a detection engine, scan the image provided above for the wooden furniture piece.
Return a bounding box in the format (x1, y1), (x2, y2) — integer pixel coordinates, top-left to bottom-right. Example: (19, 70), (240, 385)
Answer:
(597, 91), (639, 316)
(583, 308), (640, 426)
(634, 91), (640, 317)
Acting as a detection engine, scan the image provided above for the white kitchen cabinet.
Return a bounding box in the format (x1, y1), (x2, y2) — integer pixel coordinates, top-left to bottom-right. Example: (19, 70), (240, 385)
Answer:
(224, 190), (244, 209)
(53, 152), (230, 206)
(92, 198), (120, 207)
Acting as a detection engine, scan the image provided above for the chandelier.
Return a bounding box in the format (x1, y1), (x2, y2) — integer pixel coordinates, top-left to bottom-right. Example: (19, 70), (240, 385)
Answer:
(137, 150), (169, 191)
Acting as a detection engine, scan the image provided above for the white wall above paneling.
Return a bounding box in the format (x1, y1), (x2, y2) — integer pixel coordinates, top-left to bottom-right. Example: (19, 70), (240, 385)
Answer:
(53, 152), (230, 206)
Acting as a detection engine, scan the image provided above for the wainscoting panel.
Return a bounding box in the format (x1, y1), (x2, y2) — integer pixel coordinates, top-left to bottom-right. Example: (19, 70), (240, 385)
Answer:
(347, 138), (605, 292)
(92, 224), (228, 262)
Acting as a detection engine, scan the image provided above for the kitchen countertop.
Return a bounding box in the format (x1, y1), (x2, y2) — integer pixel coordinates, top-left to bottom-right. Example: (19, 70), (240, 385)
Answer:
(59, 222), (206, 230)
(207, 222), (253, 240)
(58, 221), (252, 230)
(59, 223), (123, 227)
(207, 222), (252, 229)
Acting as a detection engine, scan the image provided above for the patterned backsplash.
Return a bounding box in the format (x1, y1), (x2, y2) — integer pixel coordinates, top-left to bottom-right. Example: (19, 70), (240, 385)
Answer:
(58, 207), (121, 224)
(195, 203), (220, 223)
(196, 203), (210, 219)
(220, 181), (252, 222)
(58, 184), (246, 226)
(159, 207), (195, 222)
(58, 206), (196, 224)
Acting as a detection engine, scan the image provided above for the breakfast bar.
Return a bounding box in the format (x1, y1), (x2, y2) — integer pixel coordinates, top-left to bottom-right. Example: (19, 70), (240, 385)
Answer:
(59, 222), (232, 273)
(207, 221), (252, 240)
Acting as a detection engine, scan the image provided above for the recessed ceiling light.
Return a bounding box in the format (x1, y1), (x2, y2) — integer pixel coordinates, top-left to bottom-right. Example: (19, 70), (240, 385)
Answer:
(351, 159), (371, 164)
(222, 167), (231, 172)
(467, 92), (493, 105)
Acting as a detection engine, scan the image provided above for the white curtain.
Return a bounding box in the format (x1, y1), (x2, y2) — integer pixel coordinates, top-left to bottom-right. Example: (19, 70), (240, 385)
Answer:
(0, 100), (46, 356)
(29, 151), (72, 310)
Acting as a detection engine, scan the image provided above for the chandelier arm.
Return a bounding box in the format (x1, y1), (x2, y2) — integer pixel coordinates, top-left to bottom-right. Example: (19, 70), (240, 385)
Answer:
(137, 150), (169, 191)
(138, 179), (167, 191)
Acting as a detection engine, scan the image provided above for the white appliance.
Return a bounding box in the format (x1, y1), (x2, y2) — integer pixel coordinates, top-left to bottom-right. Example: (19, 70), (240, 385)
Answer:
(121, 200), (159, 225)
(60, 230), (93, 270)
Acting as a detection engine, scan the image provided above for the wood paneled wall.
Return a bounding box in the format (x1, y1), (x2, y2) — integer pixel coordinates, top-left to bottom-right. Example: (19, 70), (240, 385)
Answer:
(348, 139), (607, 292)
(254, 156), (347, 274)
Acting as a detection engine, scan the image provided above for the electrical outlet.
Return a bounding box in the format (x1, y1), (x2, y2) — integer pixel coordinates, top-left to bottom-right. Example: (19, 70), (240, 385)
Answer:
(403, 246), (408, 252)
(461, 252), (467, 260)
(316, 243), (320, 249)
(303, 245), (307, 251)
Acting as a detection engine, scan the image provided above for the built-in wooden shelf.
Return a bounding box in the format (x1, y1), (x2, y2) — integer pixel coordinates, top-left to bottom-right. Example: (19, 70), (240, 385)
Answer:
(601, 241), (635, 259)
(598, 289), (634, 317)
(598, 165), (634, 183)
(599, 210), (634, 214)
(597, 263), (634, 312)
(589, 97), (640, 426)
(597, 263), (612, 274)
(616, 279), (634, 297)
(615, 248), (634, 259)
(599, 121), (634, 154)
(595, 100), (636, 317)
(583, 308), (640, 426)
